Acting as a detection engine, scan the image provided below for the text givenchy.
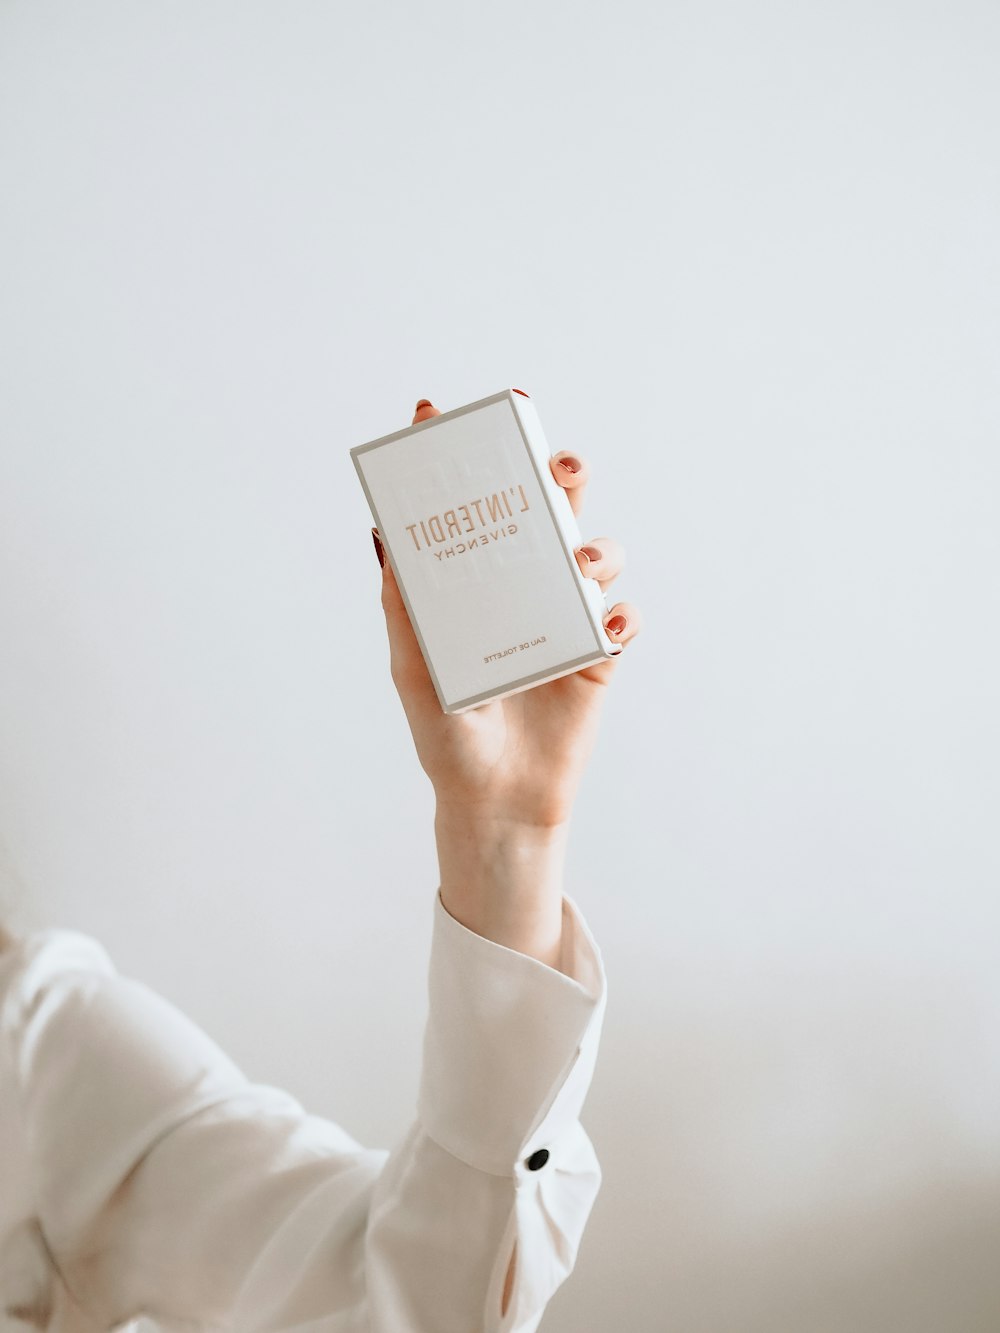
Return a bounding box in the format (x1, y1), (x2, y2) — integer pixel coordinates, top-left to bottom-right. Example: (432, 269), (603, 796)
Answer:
(406, 484), (530, 552)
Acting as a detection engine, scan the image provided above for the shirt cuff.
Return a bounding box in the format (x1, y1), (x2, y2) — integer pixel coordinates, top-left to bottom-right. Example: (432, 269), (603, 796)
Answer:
(416, 888), (608, 1178)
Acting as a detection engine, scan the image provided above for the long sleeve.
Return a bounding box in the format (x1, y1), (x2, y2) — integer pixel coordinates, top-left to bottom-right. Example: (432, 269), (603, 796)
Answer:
(0, 889), (607, 1333)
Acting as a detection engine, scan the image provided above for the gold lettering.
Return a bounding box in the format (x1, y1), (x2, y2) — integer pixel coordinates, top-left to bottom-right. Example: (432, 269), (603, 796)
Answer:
(404, 482), (530, 557)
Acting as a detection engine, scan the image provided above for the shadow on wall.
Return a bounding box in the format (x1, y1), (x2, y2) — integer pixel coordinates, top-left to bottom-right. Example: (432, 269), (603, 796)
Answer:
(731, 1175), (1000, 1333)
(572, 955), (1000, 1333)
(643, 1174), (1000, 1333)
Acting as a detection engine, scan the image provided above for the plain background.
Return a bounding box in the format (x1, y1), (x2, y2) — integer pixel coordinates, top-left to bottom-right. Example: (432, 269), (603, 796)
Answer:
(1, 2), (998, 1329)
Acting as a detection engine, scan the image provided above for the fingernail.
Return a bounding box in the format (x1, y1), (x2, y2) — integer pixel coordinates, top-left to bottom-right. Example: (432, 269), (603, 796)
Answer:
(512, 387), (530, 398)
(371, 527), (385, 568)
(415, 398), (433, 410)
(606, 614), (628, 636)
(557, 455), (582, 474)
(579, 545), (602, 564)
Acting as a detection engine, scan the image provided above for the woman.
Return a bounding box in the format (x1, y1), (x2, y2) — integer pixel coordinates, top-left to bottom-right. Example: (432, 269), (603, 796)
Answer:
(0, 397), (641, 1332)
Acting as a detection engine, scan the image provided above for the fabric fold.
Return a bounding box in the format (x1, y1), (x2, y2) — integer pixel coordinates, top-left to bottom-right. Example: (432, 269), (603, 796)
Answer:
(417, 889), (608, 1177)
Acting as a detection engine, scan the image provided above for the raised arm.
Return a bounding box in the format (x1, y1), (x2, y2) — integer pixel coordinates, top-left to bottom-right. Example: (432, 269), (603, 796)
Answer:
(372, 396), (641, 1320)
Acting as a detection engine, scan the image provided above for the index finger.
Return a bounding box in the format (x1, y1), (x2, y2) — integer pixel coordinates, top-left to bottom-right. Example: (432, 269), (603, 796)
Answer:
(413, 398), (441, 425)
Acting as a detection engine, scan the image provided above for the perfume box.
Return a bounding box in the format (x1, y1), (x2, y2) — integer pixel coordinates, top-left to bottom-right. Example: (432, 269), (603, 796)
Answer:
(351, 389), (621, 714)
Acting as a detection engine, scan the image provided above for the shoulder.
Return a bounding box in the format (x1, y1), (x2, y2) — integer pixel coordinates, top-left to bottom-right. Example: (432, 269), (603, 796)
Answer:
(0, 927), (117, 1045)
(0, 925), (114, 976)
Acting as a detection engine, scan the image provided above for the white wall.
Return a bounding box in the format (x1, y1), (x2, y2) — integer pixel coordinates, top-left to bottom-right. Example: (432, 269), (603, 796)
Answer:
(1, 2), (998, 1329)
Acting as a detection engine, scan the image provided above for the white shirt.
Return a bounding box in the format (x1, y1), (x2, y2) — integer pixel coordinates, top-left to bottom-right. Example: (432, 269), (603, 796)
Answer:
(0, 889), (607, 1332)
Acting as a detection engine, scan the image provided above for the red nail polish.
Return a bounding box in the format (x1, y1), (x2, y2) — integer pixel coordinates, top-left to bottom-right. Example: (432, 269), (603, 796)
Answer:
(371, 528), (385, 568)
(606, 614), (627, 636)
(415, 398), (433, 410)
(512, 387), (530, 398)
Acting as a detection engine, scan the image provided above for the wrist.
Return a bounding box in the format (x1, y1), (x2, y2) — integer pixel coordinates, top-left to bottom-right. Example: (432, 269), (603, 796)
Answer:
(433, 802), (571, 972)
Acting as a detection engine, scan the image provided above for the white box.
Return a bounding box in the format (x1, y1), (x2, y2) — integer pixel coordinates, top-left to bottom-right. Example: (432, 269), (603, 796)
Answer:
(351, 388), (621, 714)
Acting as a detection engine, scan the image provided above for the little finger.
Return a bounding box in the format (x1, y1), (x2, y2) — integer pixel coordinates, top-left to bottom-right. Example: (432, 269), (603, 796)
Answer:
(603, 601), (642, 646)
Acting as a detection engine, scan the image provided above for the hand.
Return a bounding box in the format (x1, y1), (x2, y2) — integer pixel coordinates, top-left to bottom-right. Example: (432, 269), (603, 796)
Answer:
(374, 398), (642, 830)
(372, 396), (641, 971)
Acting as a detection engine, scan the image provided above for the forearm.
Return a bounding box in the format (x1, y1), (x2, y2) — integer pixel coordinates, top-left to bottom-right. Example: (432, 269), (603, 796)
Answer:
(433, 802), (571, 974)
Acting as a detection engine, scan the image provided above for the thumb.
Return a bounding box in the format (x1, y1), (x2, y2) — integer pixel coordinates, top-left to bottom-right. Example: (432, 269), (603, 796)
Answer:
(371, 398), (443, 709)
(375, 528), (440, 713)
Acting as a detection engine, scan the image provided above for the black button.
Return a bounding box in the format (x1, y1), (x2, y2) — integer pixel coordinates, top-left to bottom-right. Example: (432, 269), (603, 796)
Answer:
(526, 1148), (550, 1171)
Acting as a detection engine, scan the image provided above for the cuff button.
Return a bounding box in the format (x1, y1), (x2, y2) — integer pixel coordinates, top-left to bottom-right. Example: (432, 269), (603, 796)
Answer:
(526, 1148), (550, 1171)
